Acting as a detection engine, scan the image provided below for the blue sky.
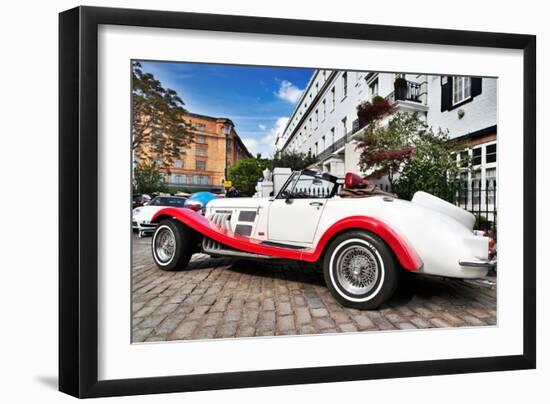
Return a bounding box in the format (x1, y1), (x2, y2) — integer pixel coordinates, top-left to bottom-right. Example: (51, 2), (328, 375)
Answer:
(138, 61), (314, 157)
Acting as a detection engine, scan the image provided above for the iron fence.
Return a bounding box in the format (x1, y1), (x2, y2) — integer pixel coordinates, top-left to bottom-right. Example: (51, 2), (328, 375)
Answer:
(379, 180), (497, 234)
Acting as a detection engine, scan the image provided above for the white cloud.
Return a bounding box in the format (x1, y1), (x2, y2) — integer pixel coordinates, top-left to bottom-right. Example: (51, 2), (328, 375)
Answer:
(258, 124), (267, 131)
(244, 117), (289, 158)
(275, 80), (303, 104)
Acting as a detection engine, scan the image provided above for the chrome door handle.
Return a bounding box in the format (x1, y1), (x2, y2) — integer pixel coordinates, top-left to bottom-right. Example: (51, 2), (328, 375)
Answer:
(309, 202), (324, 206)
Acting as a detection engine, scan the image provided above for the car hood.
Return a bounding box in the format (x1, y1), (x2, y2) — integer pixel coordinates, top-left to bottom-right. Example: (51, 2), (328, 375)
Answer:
(133, 205), (168, 220)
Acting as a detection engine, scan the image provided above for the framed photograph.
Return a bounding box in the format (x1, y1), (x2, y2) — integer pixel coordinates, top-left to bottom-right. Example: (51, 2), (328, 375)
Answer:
(59, 6), (536, 398)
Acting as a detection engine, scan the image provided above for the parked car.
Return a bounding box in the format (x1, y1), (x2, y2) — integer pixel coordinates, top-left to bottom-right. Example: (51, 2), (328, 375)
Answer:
(183, 191), (218, 214)
(132, 196), (187, 237)
(132, 194), (151, 209)
(148, 170), (496, 309)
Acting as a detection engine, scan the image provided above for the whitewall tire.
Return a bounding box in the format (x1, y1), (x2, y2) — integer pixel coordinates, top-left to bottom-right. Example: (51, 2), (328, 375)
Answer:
(323, 230), (398, 310)
(151, 219), (194, 271)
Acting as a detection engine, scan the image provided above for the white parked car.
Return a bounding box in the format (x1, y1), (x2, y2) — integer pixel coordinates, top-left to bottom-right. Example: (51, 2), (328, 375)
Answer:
(132, 196), (187, 237)
(149, 170), (496, 309)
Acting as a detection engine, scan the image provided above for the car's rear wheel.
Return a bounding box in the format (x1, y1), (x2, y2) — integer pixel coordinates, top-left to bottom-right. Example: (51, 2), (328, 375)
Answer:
(323, 230), (398, 310)
(151, 219), (194, 271)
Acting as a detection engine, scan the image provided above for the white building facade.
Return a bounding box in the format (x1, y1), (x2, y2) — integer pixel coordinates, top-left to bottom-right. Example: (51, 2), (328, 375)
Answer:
(426, 75), (497, 205)
(277, 70), (497, 187)
(276, 69), (498, 223)
(276, 70), (429, 178)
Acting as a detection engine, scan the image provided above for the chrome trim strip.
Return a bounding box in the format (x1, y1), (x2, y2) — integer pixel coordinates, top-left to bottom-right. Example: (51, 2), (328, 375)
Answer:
(459, 259), (497, 269)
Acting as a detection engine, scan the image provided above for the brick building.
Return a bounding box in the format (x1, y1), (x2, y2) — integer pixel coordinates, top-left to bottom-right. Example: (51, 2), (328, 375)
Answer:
(138, 112), (251, 193)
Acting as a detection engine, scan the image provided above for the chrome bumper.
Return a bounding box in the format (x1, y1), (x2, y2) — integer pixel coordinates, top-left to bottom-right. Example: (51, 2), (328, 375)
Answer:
(459, 258), (497, 269)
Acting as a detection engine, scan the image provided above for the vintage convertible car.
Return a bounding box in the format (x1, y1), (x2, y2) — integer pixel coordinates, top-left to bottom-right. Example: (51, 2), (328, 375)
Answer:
(149, 170), (496, 309)
(132, 195), (187, 237)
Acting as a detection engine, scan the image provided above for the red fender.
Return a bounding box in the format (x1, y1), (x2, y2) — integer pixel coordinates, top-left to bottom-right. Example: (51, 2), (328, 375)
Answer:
(151, 208), (422, 271)
(308, 216), (423, 271)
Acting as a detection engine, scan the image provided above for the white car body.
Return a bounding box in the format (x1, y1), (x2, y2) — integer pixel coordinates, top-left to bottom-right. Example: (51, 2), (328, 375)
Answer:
(132, 206), (166, 237)
(204, 191), (491, 279)
(150, 170), (495, 309)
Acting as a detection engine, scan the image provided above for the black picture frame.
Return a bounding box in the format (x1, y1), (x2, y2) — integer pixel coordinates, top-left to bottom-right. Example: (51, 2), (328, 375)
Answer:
(59, 6), (536, 398)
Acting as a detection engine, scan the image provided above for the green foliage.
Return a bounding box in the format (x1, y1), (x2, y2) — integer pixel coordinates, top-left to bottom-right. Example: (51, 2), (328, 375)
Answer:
(357, 112), (463, 201)
(227, 157), (268, 196)
(133, 161), (168, 194)
(392, 128), (463, 200)
(358, 112), (425, 183)
(269, 150), (317, 171)
(132, 61), (194, 169)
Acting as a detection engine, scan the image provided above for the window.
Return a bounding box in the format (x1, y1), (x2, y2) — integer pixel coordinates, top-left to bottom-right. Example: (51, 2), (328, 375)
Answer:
(459, 150), (469, 168)
(322, 99), (326, 120)
(315, 109), (319, 128)
(342, 117), (348, 137)
(330, 87), (335, 111)
(195, 123), (206, 131)
(174, 159), (183, 168)
(472, 147), (482, 166)
(193, 175), (210, 185)
(330, 127), (335, 144)
(486, 168), (497, 204)
(315, 82), (319, 95)
(486, 144), (497, 163)
(342, 72), (348, 99)
(171, 174), (186, 184)
(452, 76), (471, 105)
(196, 160), (206, 170)
(281, 171), (336, 199)
(369, 79), (379, 98)
(458, 172), (469, 205)
(196, 147), (206, 157)
(196, 135), (206, 144)
(472, 170), (482, 205)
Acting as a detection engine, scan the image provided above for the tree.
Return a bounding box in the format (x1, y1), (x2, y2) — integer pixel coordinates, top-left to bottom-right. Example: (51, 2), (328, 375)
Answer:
(227, 157), (268, 196)
(357, 111), (463, 200)
(269, 150), (317, 171)
(133, 161), (168, 194)
(132, 61), (194, 170)
(392, 128), (463, 200)
(356, 96), (396, 127)
(357, 112), (423, 187)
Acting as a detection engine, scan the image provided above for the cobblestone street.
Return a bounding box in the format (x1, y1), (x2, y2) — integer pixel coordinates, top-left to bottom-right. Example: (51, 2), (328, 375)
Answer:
(132, 235), (497, 342)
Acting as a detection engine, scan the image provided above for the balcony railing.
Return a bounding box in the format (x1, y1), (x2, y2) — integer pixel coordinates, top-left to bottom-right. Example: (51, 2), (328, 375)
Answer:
(314, 119), (365, 162)
(316, 135), (348, 161)
(386, 80), (422, 103)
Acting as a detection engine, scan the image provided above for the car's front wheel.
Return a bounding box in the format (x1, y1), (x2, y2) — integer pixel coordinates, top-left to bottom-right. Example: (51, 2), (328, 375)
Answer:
(323, 230), (398, 310)
(151, 219), (194, 271)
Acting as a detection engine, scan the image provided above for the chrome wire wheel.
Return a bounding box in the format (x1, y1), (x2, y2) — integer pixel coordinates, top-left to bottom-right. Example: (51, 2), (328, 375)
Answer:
(335, 244), (380, 295)
(154, 226), (176, 264)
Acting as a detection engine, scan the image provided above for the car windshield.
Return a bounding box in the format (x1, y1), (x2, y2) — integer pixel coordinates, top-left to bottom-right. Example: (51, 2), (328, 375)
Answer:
(149, 197), (187, 207)
(279, 170), (338, 199)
